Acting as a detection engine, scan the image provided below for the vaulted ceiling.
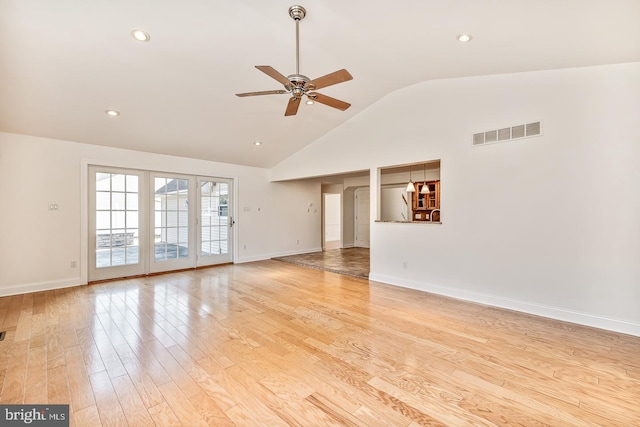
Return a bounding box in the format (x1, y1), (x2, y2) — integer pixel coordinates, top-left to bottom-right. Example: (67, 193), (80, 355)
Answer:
(1, 1), (639, 168)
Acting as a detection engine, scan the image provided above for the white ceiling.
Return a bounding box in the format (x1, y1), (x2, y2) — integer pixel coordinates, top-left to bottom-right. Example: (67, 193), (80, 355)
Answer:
(1, 1), (639, 168)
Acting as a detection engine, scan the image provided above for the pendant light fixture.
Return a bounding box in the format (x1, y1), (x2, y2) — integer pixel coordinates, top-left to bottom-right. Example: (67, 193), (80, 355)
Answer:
(420, 163), (430, 194)
(406, 164), (415, 192)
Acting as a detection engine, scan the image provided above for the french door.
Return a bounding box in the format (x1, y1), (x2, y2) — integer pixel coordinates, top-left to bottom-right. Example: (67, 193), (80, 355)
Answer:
(197, 177), (233, 267)
(150, 173), (195, 273)
(89, 167), (233, 281)
(89, 167), (147, 281)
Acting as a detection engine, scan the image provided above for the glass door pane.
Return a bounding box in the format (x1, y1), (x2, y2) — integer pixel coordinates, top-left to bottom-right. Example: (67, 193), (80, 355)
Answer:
(198, 177), (232, 266)
(89, 167), (145, 281)
(150, 174), (195, 272)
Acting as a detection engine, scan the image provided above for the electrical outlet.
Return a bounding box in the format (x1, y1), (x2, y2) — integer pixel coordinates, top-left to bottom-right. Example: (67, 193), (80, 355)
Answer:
(296, 239), (300, 245)
(243, 244), (247, 250)
(70, 260), (77, 268)
(403, 261), (408, 269)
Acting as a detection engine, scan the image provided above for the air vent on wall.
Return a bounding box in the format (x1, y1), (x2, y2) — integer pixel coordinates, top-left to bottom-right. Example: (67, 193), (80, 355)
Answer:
(473, 121), (542, 146)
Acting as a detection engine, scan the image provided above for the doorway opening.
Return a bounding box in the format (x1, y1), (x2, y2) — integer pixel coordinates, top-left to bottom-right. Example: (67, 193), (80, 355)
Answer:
(323, 193), (342, 250)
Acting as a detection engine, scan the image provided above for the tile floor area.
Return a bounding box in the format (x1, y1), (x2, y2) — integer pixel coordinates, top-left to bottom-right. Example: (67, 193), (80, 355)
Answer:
(272, 247), (370, 279)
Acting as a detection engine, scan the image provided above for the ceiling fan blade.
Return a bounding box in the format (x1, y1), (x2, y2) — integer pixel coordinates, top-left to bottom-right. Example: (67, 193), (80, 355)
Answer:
(309, 69), (353, 90)
(256, 66), (292, 87)
(285, 97), (301, 116)
(235, 90), (288, 97)
(308, 92), (351, 111)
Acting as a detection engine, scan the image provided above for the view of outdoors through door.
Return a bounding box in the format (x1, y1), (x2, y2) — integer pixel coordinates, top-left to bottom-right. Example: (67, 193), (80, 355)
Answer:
(196, 177), (232, 267)
(200, 179), (230, 262)
(89, 167), (232, 281)
(154, 177), (190, 262)
(95, 172), (140, 267)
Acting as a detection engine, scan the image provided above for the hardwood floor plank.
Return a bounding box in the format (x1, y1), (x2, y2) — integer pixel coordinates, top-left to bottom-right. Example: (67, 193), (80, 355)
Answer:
(2, 295), (24, 330)
(122, 337), (172, 387)
(46, 324), (66, 370)
(0, 260), (638, 425)
(91, 328), (127, 379)
(368, 375), (493, 426)
(168, 345), (238, 412)
(32, 292), (46, 315)
(451, 369), (592, 427)
(147, 400), (182, 426)
(88, 370), (128, 427)
(157, 380), (209, 427)
(143, 340), (204, 398)
(73, 405), (102, 427)
(110, 374), (155, 427)
(190, 392), (237, 427)
(227, 359), (355, 427)
(1, 341), (29, 403)
(65, 346), (96, 412)
(76, 328), (107, 376)
(13, 310), (32, 343)
(194, 358), (291, 427)
(48, 364), (71, 404)
(24, 345), (47, 403)
(112, 342), (164, 409)
(305, 393), (365, 427)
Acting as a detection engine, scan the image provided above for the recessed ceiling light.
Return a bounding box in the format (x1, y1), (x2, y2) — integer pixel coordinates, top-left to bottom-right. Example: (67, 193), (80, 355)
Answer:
(105, 110), (120, 117)
(457, 34), (472, 42)
(254, 141), (262, 146)
(131, 29), (151, 42)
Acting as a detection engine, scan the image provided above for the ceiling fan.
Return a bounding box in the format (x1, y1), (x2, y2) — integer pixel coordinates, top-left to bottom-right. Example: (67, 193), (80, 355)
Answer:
(236, 5), (353, 116)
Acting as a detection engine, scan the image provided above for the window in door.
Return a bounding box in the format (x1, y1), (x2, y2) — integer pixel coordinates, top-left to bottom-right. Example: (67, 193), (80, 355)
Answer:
(89, 167), (146, 282)
(154, 177), (190, 262)
(95, 172), (140, 267)
(200, 180), (229, 256)
(197, 177), (233, 266)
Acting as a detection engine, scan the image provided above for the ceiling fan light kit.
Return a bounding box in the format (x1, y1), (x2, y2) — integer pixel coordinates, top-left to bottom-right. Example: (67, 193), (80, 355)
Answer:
(236, 5), (353, 116)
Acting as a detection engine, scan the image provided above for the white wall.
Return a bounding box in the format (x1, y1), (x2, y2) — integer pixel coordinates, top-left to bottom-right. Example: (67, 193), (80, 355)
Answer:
(0, 132), (321, 296)
(270, 62), (640, 336)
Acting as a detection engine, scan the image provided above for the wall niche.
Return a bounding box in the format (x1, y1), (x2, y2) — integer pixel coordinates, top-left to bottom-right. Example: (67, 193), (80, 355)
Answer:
(378, 160), (440, 223)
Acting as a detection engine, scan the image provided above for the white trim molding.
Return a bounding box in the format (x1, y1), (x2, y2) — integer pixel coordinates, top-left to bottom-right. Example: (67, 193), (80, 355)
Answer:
(0, 278), (86, 298)
(369, 273), (640, 338)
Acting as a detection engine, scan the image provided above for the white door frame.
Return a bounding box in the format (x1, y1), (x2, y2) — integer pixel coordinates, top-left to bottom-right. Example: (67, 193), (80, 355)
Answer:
(354, 187), (370, 248)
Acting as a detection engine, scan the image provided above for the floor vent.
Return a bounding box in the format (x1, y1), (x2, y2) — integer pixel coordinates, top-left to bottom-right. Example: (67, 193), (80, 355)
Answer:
(473, 121), (542, 147)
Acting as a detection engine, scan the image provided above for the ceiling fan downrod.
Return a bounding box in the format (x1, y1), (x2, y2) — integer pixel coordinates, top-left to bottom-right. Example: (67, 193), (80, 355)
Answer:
(289, 5), (306, 76)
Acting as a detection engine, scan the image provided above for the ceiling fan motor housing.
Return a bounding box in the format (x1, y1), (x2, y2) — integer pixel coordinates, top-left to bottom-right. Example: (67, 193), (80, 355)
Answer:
(287, 74), (313, 98)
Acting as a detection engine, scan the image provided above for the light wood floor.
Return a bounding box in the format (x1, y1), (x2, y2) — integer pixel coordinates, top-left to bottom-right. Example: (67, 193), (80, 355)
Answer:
(1, 261), (639, 426)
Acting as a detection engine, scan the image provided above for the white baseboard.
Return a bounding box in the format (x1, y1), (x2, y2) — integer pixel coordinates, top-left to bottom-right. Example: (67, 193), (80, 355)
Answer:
(0, 277), (85, 297)
(235, 247), (323, 264)
(369, 273), (640, 338)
